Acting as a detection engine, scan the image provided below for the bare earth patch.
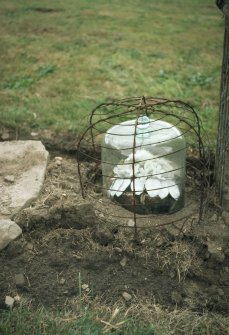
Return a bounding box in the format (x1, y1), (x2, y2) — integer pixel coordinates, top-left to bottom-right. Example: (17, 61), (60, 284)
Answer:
(0, 145), (228, 316)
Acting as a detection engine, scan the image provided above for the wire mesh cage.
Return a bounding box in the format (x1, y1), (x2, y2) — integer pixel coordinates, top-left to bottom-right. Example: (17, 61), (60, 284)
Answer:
(77, 96), (209, 233)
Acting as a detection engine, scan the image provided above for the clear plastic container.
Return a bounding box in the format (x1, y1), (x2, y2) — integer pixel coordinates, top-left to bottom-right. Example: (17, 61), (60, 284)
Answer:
(102, 116), (186, 214)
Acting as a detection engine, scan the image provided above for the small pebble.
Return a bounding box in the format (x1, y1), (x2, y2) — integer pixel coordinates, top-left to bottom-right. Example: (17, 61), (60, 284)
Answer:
(14, 295), (21, 302)
(128, 219), (135, 227)
(26, 242), (34, 251)
(30, 132), (39, 137)
(54, 156), (63, 166)
(55, 156), (63, 161)
(59, 278), (66, 285)
(82, 284), (89, 290)
(5, 296), (15, 308)
(120, 256), (127, 267)
(4, 175), (15, 183)
(122, 292), (132, 301)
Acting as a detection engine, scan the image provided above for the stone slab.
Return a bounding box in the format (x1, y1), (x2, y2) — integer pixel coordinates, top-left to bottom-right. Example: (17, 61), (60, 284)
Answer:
(0, 141), (49, 219)
(0, 219), (22, 250)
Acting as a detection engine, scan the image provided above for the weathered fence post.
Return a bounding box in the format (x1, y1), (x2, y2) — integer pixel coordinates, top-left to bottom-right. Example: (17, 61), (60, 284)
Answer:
(215, 0), (229, 209)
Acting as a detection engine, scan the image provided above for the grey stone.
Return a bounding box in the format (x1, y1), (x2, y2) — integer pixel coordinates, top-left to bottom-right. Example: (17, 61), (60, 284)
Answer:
(26, 242), (34, 251)
(122, 292), (132, 301)
(54, 156), (63, 166)
(5, 296), (15, 308)
(0, 141), (49, 219)
(128, 219), (135, 227)
(120, 256), (127, 267)
(0, 219), (22, 250)
(82, 284), (89, 290)
(59, 278), (66, 285)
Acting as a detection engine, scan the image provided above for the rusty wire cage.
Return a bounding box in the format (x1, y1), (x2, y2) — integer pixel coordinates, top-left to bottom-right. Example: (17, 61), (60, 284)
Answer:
(77, 96), (210, 234)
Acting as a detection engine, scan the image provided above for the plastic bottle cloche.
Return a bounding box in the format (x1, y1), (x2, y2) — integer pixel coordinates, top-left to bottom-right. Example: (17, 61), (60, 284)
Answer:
(102, 115), (186, 214)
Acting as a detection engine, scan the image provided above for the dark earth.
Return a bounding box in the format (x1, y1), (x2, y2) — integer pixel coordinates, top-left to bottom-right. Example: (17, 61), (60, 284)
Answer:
(0, 129), (228, 315)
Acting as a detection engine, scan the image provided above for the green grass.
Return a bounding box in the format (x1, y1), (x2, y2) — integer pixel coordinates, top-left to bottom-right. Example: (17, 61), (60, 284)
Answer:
(0, 310), (155, 335)
(0, 299), (229, 335)
(0, 0), (224, 141)
(0, 301), (157, 335)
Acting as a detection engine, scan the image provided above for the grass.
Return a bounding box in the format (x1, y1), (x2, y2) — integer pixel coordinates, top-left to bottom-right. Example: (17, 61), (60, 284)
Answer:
(0, 298), (229, 335)
(0, 0), (224, 143)
(0, 307), (155, 335)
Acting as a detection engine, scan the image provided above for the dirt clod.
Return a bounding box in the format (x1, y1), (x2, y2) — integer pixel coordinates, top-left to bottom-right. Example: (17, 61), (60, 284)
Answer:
(15, 273), (25, 287)
(93, 226), (114, 245)
(171, 291), (183, 305)
(206, 240), (225, 265)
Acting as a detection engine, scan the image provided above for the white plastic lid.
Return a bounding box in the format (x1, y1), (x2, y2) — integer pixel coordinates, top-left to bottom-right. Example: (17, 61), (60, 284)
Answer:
(105, 116), (183, 150)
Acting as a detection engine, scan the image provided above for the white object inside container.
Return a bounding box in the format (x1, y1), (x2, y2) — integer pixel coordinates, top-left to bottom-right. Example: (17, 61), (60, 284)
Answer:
(102, 116), (186, 214)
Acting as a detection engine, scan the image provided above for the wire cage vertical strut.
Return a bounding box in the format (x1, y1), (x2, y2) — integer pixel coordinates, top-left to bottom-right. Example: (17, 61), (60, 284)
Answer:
(77, 96), (209, 236)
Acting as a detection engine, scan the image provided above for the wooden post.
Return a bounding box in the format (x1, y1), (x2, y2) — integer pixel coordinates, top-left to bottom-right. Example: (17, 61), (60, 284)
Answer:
(215, 1), (229, 209)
